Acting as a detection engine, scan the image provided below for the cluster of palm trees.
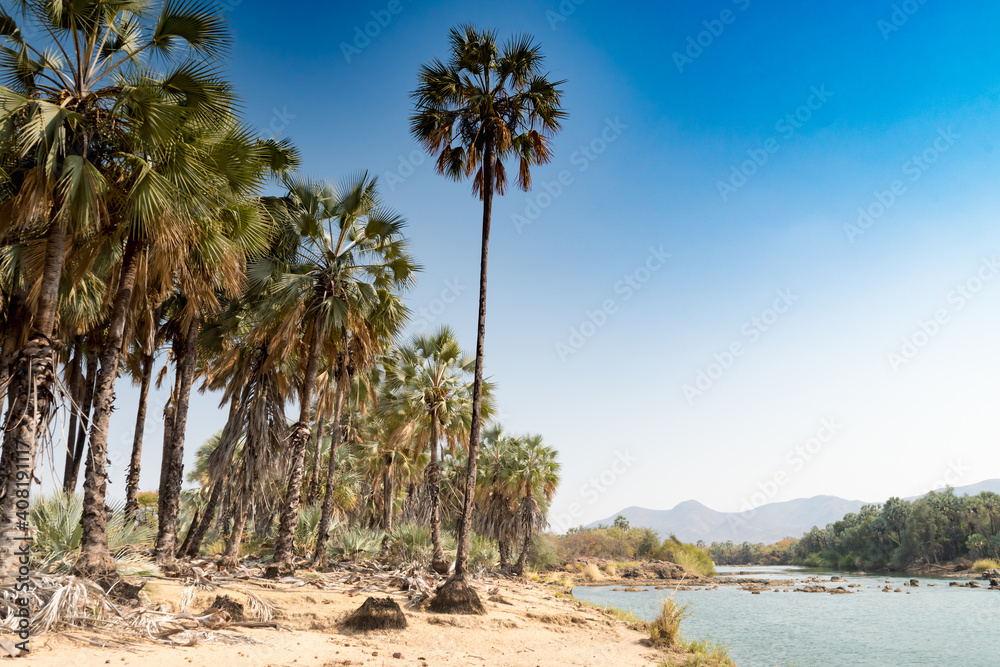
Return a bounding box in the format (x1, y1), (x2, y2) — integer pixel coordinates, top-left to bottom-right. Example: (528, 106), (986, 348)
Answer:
(0, 3), (566, 585)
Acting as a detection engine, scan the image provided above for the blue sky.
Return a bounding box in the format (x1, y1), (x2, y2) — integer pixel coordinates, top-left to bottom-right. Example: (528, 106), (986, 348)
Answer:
(45, 0), (1000, 531)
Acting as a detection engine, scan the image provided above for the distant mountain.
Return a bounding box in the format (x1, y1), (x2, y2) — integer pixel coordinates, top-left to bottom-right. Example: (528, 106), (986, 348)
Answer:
(588, 479), (1000, 545)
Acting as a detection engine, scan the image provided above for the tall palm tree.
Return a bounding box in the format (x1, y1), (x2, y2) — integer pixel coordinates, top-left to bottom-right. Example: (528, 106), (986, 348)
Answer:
(381, 327), (493, 574)
(0, 0), (233, 576)
(410, 25), (566, 582)
(260, 173), (417, 576)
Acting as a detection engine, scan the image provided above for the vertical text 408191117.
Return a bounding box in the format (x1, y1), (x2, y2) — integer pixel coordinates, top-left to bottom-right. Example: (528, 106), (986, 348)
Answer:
(11, 436), (33, 652)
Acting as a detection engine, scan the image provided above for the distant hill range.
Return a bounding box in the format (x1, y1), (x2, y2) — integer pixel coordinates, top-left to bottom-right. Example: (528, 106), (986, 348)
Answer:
(587, 479), (1000, 545)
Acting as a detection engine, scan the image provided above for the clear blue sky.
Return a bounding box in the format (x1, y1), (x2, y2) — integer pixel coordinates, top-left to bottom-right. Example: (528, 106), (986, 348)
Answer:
(47, 0), (1000, 530)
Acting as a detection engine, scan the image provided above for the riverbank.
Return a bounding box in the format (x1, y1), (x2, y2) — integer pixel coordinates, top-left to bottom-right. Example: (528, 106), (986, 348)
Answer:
(575, 565), (1000, 667)
(21, 570), (687, 667)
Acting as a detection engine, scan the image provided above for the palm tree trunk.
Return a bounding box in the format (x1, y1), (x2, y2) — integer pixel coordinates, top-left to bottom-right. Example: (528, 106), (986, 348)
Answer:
(65, 338), (98, 492)
(0, 224), (66, 575)
(499, 539), (511, 571)
(155, 314), (200, 563)
(305, 416), (324, 505)
(219, 498), (248, 569)
(62, 335), (84, 482)
(182, 393), (238, 558)
(269, 323), (324, 575)
(0, 293), (24, 411)
(313, 371), (345, 568)
(123, 351), (154, 524)
(514, 494), (533, 575)
(428, 411), (448, 574)
(76, 238), (143, 577)
(383, 454), (395, 533)
(454, 138), (495, 582)
(183, 477), (223, 558)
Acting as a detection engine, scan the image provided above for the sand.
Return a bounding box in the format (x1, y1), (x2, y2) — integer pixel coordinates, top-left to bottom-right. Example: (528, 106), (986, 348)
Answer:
(21, 576), (671, 666)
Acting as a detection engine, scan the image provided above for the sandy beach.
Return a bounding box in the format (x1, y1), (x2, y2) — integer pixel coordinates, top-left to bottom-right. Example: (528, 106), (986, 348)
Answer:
(23, 575), (673, 667)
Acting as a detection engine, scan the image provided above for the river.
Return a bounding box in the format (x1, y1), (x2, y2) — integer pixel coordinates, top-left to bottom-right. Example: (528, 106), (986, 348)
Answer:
(572, 566), (1000, 666)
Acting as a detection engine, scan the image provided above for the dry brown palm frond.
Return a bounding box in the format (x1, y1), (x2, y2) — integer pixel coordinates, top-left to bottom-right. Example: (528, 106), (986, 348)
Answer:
(231, 586), (277, 622)
(0, 575), (118, 636)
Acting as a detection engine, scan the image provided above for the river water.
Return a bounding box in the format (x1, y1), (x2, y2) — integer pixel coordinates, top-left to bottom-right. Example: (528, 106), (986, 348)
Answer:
(572, 566), (1000, 666)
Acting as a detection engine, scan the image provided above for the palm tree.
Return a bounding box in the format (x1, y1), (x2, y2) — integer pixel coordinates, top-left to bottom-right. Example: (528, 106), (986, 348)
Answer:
(410, 25), (566, 583)
(0, 0), (234, 576)
(505, 434), (559, 575)
(473, 425), (520, 570)
(260, 173), (417, 576)
(381, 327), (493, 574)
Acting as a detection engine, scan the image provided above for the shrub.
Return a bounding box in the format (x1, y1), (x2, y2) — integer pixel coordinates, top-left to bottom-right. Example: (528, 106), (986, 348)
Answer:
(294, 504), (338, 557)
(649, 597), (689, 647)
(659, 536), (717, 577)
(469, 534), (499, 571)
(386, 523), (430, 564)
(338, 528), (384, 560)
(837, 553), (859, 571)
(581, 563), (604, 581)
(602, 562), (617, 577)
(973, 558), (1000, 572)
(803, 552), (826, 568)
(527, 532), (560, 571)
(31, 493), (155, 572)
(636, 528), (660, 558)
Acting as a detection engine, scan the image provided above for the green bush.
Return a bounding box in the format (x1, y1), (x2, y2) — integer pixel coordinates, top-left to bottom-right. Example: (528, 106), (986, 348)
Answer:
(31, 493), (155, 572)
(337, 528), (384, 560)
(528, 532), (560, 570)
(657, 535), (717, 577)
(294, 504), (341, 557)
(470, 534), (499, 571)
(837, 553), (859, 571)
(386, 523), (430, 563)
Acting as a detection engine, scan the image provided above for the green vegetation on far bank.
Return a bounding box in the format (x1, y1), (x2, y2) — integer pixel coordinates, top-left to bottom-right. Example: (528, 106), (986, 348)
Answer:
(706, 487), (1000, 571)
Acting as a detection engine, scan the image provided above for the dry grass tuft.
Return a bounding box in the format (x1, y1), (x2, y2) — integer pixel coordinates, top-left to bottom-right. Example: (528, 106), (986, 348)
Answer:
(648, 597), (689, 647)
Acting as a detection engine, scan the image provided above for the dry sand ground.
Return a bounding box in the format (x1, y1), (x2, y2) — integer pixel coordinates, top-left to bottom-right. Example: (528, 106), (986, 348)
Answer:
(22, 576), (672, 667)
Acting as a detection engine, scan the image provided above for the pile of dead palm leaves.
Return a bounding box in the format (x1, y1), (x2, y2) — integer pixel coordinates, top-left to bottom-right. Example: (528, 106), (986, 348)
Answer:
(0, 572), (281, 658)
